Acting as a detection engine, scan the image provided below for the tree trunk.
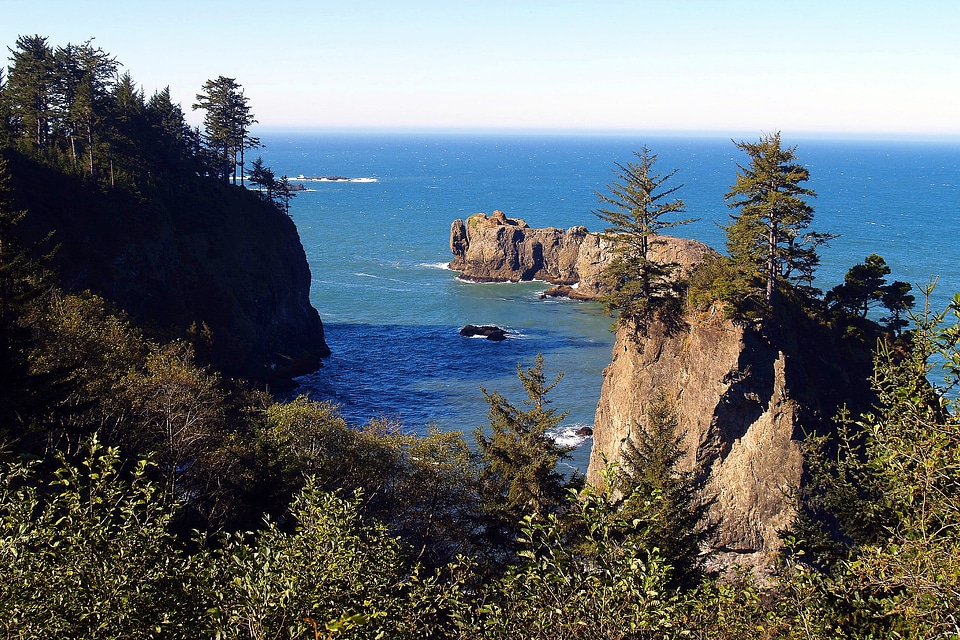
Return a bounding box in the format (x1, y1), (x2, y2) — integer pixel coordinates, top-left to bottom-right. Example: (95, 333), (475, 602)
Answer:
(767, 224), (777, 303)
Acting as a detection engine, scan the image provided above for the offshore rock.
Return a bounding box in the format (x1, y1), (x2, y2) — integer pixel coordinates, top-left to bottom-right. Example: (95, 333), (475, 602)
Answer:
(587, 305), (875, 572)
(460, 324), (508, 341)
(449, 211), (714, 298)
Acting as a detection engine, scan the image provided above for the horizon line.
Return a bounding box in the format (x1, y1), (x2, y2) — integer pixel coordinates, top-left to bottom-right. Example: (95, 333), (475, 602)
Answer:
(249, 125), (960, 143)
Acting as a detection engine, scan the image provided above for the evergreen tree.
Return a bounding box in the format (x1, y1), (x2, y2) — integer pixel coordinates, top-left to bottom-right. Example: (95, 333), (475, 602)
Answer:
(594, 147), (695, 326)
(615, 394), (714, 588)
(273, 174), (296, 215)
(0, 68), (12, 146)
(724, 132), (833, 310)
(107, 71), (145, 185)
(4, 35), (55, 152)
(475, 355), (572, 527)
(247, 155), (275, 201)
(53, 40), (118, 177)
(192, 76), (257, 184)
(826, 253), (915, 334)
(145, 86), (199, 176)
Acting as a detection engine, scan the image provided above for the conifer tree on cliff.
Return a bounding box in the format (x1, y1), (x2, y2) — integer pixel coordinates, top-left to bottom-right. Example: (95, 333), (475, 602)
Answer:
(724, 132), (833, 311)
(594, 147), (695, 327)
(475, 354), (572, 547)
(615, 394), (715, 588)
(4, 35), (55, 152)
(193, 76), (257, 184)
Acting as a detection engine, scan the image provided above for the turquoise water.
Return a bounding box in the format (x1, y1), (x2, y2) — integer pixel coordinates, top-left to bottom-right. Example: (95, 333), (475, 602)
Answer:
(257, 133), (960, 473)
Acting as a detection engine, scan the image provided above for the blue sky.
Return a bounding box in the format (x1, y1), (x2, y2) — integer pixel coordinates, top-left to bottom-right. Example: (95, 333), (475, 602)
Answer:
(2, 0), (959, 137)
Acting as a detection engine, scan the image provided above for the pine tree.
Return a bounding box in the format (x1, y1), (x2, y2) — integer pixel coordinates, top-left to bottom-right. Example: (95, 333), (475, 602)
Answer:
(826, 253), (915, 334)
(475, 354), (572, 525)
(615, 394), (714, 587)
(4, 35), (55, 152)
(247, 156), (275, 202)
(145, 86), (199, 176)
(53, 40), (118, 177)
(594, 147), (695, 326)
(192, 76), (257, 184)
(724, 132), (833, 310)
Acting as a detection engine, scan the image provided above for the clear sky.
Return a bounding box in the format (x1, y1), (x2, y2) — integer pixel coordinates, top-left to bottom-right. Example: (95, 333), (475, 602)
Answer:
(2, 0), (958, 137)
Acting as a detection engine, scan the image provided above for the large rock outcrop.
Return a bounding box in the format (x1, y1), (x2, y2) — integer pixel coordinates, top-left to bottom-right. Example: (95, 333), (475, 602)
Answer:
(9, 152), (329, 385)
(449, 211), (714, 299)
(587, 306), (875, 570)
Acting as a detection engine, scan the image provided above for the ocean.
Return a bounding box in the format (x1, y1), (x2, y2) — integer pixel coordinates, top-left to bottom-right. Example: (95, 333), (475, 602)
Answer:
(256, 132), (960, 473)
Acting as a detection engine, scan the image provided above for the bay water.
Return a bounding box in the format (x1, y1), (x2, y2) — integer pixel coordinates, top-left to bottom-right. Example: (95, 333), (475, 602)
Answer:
(257, 132), (960, 473)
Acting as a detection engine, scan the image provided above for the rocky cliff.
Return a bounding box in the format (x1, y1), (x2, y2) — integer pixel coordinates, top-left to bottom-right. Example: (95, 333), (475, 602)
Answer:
(588, 305), (875, 570)
(449, 210), (714, 299)
(8, 153), (329, 385)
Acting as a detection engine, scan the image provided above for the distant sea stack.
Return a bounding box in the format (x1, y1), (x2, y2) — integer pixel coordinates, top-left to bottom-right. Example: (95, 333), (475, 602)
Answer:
(449, 210), (713, 299)
(9, 153), (329, 385)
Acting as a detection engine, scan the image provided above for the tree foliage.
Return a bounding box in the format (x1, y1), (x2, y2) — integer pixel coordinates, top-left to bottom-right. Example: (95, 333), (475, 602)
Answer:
(0, 439), (196, 638)
(787, 287), (960, 637)
(615, 395), (715, 588)
(826, 253), (915, 334)
(724, 132), (833, 311)
(454, 479), (681, 639)
(192, 75), (258, 184)
(594, 147), (695, 326)
(476, 354), (573, 528)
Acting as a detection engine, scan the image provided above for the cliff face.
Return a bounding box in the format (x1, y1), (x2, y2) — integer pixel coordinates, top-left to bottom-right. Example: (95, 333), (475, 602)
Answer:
(9, 153), (329, 384)
(449, 211), (714, 298)
(588, 307), (875, 569)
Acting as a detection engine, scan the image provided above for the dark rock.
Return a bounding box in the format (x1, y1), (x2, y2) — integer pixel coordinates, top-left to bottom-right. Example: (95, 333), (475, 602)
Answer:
(8, 152), (329, 384)
(575, 426), (594, 437)
(460, 324), (508, 341)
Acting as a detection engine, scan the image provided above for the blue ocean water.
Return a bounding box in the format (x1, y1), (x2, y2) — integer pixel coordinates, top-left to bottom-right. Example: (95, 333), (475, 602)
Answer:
(257, 132), (960, 473)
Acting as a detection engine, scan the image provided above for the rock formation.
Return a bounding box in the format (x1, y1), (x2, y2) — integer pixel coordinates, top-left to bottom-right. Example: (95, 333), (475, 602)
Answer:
(449, 210), (714, 299)
(460, 324), (508, 341)
(9, 153), (329, 385)
(450, 208), (878, 571)
(587, 306), (875, 571)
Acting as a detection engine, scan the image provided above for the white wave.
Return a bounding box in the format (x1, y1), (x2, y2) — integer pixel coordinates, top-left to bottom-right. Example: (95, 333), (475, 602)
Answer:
(548, 424), (593, 449)
(420, 262), (452, 270)
(354, 272), (378, 278)
(294, 174), (379, 183)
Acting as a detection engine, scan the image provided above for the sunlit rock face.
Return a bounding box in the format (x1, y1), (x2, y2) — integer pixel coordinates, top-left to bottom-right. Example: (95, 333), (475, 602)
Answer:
(449, 210), (713, 297)
(588, 307), (874, 573)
